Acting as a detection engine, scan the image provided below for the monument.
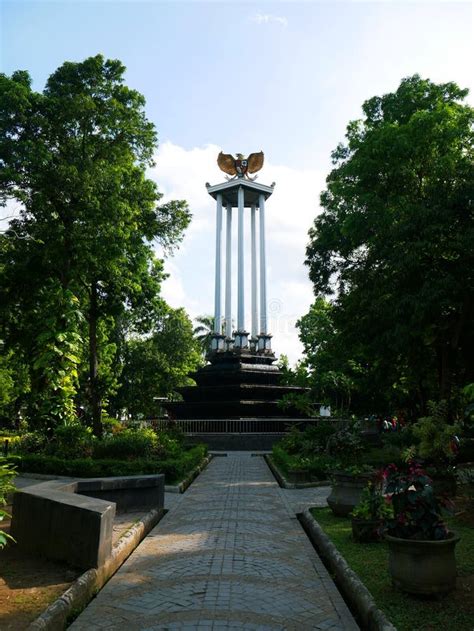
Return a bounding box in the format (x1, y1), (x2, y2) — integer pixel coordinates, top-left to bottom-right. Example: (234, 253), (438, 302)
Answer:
(165, 151), (309, 420)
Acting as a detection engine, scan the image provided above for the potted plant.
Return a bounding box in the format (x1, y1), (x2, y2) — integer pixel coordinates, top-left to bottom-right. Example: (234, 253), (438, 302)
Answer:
(384, 461), (460, 595)
(325, 422), (374, 516)
(351, 475), (393, 542)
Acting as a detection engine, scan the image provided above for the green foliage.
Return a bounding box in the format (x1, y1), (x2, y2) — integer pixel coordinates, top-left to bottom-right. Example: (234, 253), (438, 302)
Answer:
(278, 423), (338, 456)
(93, 428), (161, 460)
(30, 282), (83, 427)
(193, 315), (215, 355)
(17, 431), (48, 454)
(276, 355), (309, 388)
(326, 421), (365, 466)
(0, 347), (30, 425)
(2, 444), (207, 484)
(272, 444), (333, 480)
(0, 55), (191, 434)
(16, 424), (184, 462)
(111, 307), (202, 418)
(0, 462), (16, 549)
(305, 75), (474, 415)
(277, 392), (316, 417)
(0, 461), (16, 505)
(48, 423), (94, 459)
(412, 400), (462, 464)
(384, 462), (451, 540)
(296, 297), (359, 412)
(272, 423), (340, 479)
(352, 480), (393, 521)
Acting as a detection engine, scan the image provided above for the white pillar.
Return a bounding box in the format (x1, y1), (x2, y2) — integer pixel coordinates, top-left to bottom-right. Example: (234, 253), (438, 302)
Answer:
(213, 193), (223, 334)
(251, 204), (258, 339)
(259, 193), (267, 334)
(237, 186), (245, 331)
(225, 203), (232, 338)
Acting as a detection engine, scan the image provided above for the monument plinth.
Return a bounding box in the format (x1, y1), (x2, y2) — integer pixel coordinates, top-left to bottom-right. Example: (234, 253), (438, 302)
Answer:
(165, 152), (309, 420)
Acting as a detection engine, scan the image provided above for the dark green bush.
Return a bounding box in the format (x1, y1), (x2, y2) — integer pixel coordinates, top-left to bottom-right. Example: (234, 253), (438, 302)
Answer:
(93, 428), (158, 460)
(92, 428), (182, 460)
(278, 422), (339, 456)
(46, 423), (94, 459)
(17, 431), (48, 454)
(272, 444), (334, 480)
(1, 444), (207, 484)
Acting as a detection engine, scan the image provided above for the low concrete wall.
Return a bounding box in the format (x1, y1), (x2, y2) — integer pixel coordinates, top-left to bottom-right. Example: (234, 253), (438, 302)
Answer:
(11, 474), (164, 570)
(75, 475), (165, 513)
(300, 509), (396, 631)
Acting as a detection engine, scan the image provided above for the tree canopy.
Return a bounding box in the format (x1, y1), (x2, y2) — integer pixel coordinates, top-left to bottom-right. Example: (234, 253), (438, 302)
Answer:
(0, 55), (191, 433)
(304, 75), (474, 415)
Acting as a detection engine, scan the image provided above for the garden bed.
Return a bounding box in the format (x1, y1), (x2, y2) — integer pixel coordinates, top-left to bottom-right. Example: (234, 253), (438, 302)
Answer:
(265, 454), (329, 488)
(309, 505), (474, 631)
(1, 444), (207, 486)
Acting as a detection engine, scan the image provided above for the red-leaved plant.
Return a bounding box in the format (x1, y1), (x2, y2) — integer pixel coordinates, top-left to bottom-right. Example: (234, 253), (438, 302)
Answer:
(383, 461), (453, 541)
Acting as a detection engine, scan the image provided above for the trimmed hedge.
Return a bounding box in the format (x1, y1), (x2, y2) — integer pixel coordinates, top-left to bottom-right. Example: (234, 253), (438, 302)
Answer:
(1, 444), (207, 485)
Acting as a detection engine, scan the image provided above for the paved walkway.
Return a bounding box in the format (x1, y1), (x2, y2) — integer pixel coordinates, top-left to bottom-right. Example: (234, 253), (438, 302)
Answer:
(70, 453), (359, 630)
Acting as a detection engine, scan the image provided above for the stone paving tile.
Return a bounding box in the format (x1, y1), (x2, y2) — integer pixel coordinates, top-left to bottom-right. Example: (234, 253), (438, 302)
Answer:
(70, 454), (358, 630)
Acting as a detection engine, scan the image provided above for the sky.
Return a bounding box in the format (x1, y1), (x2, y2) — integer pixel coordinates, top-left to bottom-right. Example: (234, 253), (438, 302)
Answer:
(1, 0), (473, 362)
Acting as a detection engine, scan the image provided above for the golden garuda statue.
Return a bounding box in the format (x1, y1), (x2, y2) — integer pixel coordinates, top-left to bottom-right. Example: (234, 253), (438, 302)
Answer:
(217, 151), (264, 181)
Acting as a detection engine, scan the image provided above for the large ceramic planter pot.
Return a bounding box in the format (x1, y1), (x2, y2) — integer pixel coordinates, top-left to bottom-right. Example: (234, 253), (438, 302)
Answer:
(327, 472), (372, 517)
(386, 532), (460, 595)
(351, 517), (383, 543)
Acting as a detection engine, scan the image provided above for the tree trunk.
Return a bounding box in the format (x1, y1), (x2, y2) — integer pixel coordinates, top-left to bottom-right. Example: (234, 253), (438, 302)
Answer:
(89, 281), (102, 437)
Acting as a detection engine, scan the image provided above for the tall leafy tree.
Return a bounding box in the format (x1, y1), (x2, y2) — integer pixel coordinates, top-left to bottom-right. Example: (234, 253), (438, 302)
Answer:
(306, 76), (474, 414)
(0, 56), (190, 433)
(111, 306), (203, 418)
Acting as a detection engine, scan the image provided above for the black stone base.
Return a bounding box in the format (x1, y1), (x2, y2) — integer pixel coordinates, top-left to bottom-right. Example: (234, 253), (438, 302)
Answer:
(164, 350), (310, 420)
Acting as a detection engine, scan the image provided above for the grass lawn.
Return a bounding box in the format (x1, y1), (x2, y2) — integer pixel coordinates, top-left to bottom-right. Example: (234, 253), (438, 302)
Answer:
(310, 506), (474, 631)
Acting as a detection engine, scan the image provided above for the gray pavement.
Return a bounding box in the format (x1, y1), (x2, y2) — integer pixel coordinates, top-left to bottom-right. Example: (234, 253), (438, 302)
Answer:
(69, 453), (358, 630)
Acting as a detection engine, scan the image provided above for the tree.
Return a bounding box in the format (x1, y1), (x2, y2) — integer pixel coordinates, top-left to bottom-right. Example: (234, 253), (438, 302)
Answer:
(193, 315), (225, 355)
(305, 76), (474, 414)
(0, 56), (191, 434)
(111, 306), (203, 418)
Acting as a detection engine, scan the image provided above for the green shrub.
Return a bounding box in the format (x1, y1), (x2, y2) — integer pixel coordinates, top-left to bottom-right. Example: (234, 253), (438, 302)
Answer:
(300, 423), (339, 455)
(46, 423), (94, 459)
(272, 444), (334, 480)
(93, 428), (158, 459)
(102, 416), (125, 435)
(362, 445), (403, 467)
(0, 461), (16, 505)
(0, 435), (21, 453)
(277, 422), (338, 457)
(17, 431), (48, 454)
(1, 444), (208, 484)
(326, 421), (365, 466)
(278, 427), (305, 455)
(412, 401), (462, 465)
(0, 462), (16, 549)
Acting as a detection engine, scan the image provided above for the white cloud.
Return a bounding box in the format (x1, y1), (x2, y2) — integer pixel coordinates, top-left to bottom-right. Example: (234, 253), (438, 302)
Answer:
(150, 143), (323, 365)
(251, 12), (288, 28)
(0, 197), (23, 225)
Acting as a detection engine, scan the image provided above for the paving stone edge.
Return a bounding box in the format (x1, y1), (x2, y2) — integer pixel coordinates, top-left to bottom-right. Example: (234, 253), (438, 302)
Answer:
(300, 508), (397, 631)
(164, 454), (213, 493)
(264, 454), (330, 489)
(27, 507), (166, 631)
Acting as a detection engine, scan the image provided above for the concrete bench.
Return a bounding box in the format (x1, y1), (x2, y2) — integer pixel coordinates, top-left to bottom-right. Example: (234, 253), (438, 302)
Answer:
(11, 474), (164, 569)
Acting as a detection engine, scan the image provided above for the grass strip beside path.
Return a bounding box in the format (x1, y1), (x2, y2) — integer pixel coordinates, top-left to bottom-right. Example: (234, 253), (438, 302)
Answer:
(310, 507), (474, 631)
